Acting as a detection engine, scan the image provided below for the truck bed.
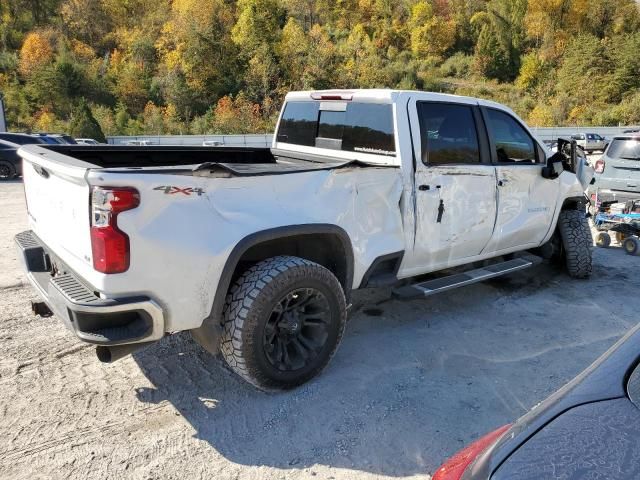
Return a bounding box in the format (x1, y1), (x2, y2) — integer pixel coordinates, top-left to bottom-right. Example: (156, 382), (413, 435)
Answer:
(40, 145), (275, 168)
(35, 145), (385, 177)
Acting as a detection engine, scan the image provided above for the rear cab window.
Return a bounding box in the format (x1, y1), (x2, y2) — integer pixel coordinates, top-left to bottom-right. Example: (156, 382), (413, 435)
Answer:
(275, 100), (396, 162)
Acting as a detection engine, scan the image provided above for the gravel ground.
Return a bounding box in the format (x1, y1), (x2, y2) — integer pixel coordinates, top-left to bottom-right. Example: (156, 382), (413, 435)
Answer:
(1, 178), (639, 480)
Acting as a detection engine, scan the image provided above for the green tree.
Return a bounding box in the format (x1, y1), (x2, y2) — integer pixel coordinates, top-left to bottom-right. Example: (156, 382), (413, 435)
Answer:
(69, 98), (106, 141)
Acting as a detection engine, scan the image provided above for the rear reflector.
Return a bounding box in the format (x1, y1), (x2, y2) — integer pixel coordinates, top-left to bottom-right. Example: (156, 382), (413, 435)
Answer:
(90, 187), (139, 274)
(433, 424), (512, 480)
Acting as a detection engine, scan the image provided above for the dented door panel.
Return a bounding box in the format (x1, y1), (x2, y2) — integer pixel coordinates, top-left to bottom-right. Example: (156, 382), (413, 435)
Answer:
(485, 165), (558, 252)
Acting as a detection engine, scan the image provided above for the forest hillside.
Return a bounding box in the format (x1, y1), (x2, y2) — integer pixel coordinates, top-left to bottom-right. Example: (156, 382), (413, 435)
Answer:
(1, 0), (640, 138)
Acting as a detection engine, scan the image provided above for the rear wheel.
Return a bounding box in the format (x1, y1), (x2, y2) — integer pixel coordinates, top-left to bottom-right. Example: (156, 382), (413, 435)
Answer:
(623, 237), (640, 256)
(558, 209), (593, 278)
(0, 161), (16, 181)
(220, 256), (347, 391)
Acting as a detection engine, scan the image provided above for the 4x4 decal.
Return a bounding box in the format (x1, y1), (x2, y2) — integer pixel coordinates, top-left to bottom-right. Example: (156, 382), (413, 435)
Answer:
(153, 186), (204, 196)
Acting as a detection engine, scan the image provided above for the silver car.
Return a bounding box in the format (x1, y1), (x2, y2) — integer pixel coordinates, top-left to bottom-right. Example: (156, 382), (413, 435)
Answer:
(571, 133), (608, 153)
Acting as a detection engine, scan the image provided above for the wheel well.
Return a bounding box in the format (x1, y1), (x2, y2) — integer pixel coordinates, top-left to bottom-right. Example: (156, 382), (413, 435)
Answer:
(233, 233), (351, 291)
(204, 225), (354, 330)
(561, 196), (587, 211)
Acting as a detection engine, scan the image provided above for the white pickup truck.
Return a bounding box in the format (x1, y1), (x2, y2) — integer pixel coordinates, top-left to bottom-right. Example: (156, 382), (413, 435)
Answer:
(16, 89), (593, 390)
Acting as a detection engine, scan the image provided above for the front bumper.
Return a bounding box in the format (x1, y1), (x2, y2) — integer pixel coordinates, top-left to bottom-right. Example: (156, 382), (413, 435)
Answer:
(15, 230), (165, 346)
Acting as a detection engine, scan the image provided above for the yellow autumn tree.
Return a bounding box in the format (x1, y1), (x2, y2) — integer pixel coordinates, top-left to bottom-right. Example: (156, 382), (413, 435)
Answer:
(19, 32), (53, 76)
(409, 2), (457, 59)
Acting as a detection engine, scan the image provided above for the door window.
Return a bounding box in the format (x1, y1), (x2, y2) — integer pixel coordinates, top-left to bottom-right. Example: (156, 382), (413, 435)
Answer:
(485, 109), (537, 164)
(418, 103), (481, 165)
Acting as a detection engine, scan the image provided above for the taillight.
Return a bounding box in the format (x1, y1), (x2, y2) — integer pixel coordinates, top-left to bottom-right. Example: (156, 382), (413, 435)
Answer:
(594, 158), (605, 173)
(433, 424), (512, 480)
(90, 187), (140, 274)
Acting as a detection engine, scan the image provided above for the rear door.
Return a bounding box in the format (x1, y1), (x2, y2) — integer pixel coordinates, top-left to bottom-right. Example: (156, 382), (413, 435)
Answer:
(482, 107), (558, 252)
(599, 138), (640, 195)
(19, 145), (94, 273)
(408, 99), (497, 271)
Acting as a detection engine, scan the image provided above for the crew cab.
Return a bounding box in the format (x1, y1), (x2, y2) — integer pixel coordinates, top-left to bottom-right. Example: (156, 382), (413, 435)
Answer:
(15, 90), (594, 390)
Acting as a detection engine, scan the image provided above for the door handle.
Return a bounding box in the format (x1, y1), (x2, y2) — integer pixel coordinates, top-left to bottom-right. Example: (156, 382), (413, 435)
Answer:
(418, 185), (441, 191)
(498, 179), (508, 187)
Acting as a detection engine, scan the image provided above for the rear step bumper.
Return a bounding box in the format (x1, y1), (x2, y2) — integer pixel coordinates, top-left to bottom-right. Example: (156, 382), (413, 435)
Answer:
(15, 230), (165, 347)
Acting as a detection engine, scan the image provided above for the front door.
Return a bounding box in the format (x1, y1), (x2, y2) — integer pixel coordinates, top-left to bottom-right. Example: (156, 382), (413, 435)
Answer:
(408, 101), (497, 274)
(481, 108), (558, 252)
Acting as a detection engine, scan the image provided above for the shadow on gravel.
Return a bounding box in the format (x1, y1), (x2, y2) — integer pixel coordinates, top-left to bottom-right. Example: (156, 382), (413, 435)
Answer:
(131, 260), (636, 477)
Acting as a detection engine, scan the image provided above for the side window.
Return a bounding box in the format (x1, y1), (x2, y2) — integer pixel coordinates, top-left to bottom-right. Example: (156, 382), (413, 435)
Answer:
(485, 109), (537, 164)
(418, 103), (481, 165)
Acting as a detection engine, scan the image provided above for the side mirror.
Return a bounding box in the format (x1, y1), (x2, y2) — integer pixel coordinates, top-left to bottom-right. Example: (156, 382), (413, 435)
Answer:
(542, 151), (564, 179)
(543, 138), (580, 179)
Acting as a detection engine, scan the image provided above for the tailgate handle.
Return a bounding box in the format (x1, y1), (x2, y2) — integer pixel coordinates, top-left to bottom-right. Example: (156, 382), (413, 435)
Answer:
(33, 164), (50, 179)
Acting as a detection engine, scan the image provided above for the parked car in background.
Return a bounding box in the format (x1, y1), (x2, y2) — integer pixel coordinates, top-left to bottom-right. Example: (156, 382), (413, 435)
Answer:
(433, 322), (640, 480)
(123, 139), (153, 146)
(0, 132), (48, 145)
(571, 133), (608, 153)
(0, 139), (21, 180)
(587, 135), (640, 210)
(76, 138), (101, 145)
(31, 133), (77, 144)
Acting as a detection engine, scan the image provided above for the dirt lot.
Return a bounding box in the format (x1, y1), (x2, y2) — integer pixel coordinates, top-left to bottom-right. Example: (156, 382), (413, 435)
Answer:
(1, 179), (639, 480)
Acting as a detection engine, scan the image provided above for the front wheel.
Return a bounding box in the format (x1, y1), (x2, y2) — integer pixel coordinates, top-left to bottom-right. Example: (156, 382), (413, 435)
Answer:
(220, 256), (347, 391)
(558, 209), (593, 278)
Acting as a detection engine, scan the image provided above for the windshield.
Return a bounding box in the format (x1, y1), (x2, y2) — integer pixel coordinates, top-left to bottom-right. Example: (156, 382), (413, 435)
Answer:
(276, 101), (396, 157)
(607, 139), (640, 159)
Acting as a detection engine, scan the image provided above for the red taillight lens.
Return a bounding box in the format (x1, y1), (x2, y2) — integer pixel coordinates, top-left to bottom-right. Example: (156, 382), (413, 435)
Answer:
(594, 158), (605, 174)
(90, 187), (140, 274)
(433, 424), (512, 480)
(310, 91), (353, 101)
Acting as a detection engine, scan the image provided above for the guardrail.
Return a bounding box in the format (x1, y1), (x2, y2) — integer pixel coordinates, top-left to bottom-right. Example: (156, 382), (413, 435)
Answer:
(107, 134), (273, 147)
(530, 127), (638, 142)
(107, 127), (640, 147)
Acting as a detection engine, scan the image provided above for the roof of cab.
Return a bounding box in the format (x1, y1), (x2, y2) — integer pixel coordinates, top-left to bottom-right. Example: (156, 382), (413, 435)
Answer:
(284, 88), (515, 114)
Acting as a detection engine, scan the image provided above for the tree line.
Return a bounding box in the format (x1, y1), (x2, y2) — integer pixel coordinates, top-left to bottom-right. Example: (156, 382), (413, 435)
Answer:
(1, 0), (640, 139)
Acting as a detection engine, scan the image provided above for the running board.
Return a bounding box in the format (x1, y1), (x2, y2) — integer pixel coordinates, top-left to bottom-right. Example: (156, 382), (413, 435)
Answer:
(393, 255), (541, 299)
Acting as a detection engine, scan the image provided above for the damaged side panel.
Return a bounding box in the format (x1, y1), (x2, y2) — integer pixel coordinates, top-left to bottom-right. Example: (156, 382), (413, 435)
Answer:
(86, 166), (404, 332)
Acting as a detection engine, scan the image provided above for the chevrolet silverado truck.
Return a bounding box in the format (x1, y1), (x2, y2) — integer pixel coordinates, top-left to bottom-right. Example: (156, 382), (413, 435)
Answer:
(15, 90), (594, 390)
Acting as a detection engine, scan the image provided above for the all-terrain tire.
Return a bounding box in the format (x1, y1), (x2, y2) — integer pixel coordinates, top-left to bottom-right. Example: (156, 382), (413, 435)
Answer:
(220, 255), (347, 391)
(558, 209), (593, 278)
(0, 161), (16, 181)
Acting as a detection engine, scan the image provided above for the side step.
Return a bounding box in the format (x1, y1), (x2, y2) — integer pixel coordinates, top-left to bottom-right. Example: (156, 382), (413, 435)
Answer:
(393, 255), (541, 299)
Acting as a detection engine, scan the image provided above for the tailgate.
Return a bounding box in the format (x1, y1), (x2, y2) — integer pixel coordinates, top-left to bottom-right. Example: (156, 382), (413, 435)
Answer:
(20, 145), (94, 271)
(605, 157), (640, 193)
